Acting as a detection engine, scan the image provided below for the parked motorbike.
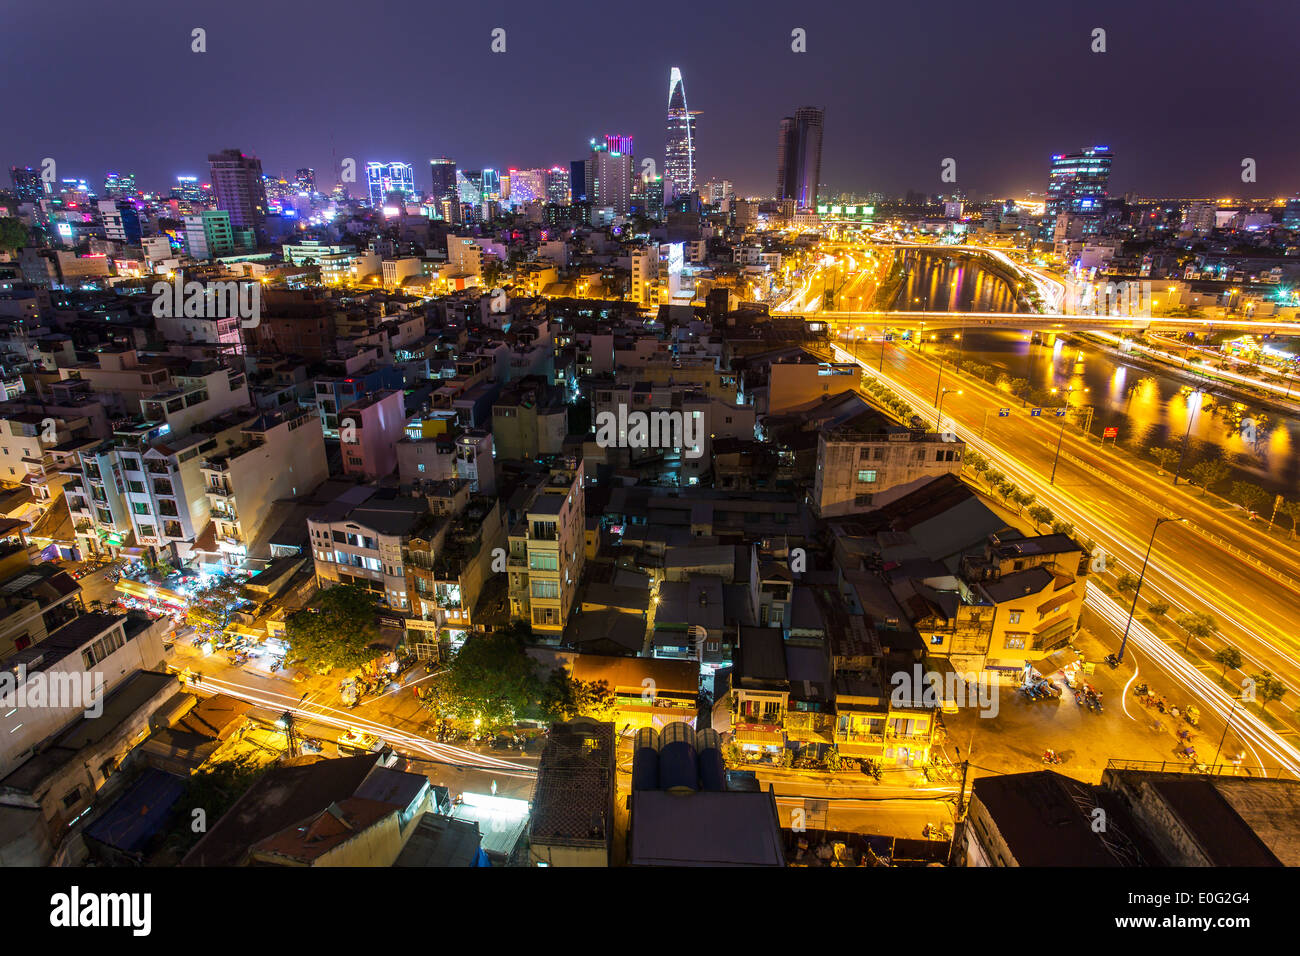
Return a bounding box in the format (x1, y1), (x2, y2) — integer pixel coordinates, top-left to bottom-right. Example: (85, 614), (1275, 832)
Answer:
(1042, 749), (1063, 765)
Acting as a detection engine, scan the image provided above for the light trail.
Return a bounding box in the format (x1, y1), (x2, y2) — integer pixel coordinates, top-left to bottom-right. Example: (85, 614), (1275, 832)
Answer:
(189, 670), (536, 774)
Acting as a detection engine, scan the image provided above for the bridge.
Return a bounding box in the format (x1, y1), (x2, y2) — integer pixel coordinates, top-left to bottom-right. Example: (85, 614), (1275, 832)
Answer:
(779, 309), (1300, 335)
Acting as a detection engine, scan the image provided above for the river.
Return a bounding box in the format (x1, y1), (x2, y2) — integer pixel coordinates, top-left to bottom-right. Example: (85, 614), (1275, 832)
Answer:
(882, 249), (1300, 497)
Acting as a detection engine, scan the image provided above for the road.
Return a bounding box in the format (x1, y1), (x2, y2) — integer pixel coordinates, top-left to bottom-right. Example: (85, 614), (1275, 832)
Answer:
(832, 338), (1300, 777)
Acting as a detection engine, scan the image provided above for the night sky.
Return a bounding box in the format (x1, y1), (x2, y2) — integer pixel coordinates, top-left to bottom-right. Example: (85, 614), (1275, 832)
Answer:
(4, 0), (1297, 200)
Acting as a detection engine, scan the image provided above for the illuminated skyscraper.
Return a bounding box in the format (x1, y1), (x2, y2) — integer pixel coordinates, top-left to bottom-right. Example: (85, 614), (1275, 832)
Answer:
(208, 149), (268, 244)
(366, 162), (417, 208)
(665, 68), (698, 199)
(429, 157), (457, 209)
(545, 166), (571, 205)
(10, 167), (46, 205)
(588, 141), (632, 215)
(1041, 145), (1112, 239)
(776, 107), (824, 210)
(295, 168), (316, 192)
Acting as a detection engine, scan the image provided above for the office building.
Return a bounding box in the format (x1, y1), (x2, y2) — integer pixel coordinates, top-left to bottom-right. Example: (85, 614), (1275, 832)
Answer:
(664, 68), (698, 199)
(776, 107), (824, 210)
(10, 166), (46, 205)
(429, 157), (457, 209)
(366, 162), (417, 209)
(207, 149), (269, 245)
(1041, 146), (1112, 239)
(183, 210), (235, 260)
(545, 166), (571, 205)
(589, 141), (632, 216)
(294, 168), (315, 192)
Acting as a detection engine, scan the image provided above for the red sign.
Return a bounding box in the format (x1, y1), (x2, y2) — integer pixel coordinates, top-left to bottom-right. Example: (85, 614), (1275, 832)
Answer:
(1102, 427), (1119, 438)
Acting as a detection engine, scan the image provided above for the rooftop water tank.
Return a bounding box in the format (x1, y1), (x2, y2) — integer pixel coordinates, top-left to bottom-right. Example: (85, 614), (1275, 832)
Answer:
(658, 720), (698, 792)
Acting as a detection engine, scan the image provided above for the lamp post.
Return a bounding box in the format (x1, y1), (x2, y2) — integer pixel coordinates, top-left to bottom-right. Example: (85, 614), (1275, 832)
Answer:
(933, 349), (948, 407)
(1048, 385), (1088, 485)
(1171, 389), (1203, 486)
(1212, 695), (1242, 770)
(1116, 516), (1187, 664)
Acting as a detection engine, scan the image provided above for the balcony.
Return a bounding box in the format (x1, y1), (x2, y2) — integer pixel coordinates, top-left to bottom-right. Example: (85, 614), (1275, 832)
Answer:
(208, 485), (233, 499)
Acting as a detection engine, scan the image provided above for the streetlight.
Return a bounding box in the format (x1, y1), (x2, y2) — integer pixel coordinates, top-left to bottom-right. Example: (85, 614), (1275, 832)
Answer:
(1047, 386), (1088, 485)
(936, 387), (961, 430)
(1212, 695), (1243, 771)
(1116, 516), (1187, 664)
(1171, 389), (1204, 486)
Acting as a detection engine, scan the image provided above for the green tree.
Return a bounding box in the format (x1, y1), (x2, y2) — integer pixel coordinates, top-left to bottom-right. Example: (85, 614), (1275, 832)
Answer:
(0, 217), (28, 254)
(1027, 504), (1054, 528)
(1115, 572), (1141, 595)
(284, 584), (384, 672)
(421, 622), (543, 730)
(1149, 446), (1180, 474)
(186, 576), (249, 638)
(1050, 519), (1075, 537)
(539, 671), (616, 722)
(1249, 671), (1288, 715)
(1230, 481), (1270, 516)
(1187, 459), (1230, 495)
(984, 469), (1004, 487)
(1174, 611), (1217, 651)
(1280, 500), (1300, 539)
(1147, 601), (1170, 619)
(1213, 646), (1243, 679)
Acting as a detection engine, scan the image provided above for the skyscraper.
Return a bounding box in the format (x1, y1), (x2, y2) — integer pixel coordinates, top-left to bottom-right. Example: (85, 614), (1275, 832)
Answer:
(1041, 146), (1112, 239)
(366, 162), (417, 208)
(10, 166), (46, 205)
(294, 168), (316, 192)
(588, 141), (632, 215)
(776, 108), (824, 210)
(546, 166), (571, 205)
(429, 157), (457, 210)
(665, 67), (698, 199)
(569, 160), (587, 203)
(207, 149), (269, 244)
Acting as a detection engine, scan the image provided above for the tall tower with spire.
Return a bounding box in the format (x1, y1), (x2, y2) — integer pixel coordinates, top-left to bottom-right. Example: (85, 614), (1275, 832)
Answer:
(665, 67), (698, 200)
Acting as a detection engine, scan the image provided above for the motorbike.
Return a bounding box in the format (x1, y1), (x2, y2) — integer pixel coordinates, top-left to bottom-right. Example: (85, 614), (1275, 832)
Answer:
(1104, 653), (1120, 668)
(1042, 749), (1063, 765)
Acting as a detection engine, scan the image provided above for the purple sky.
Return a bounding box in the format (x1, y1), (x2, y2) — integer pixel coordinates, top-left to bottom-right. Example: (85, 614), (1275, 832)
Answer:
(5, 0), (1297, 200)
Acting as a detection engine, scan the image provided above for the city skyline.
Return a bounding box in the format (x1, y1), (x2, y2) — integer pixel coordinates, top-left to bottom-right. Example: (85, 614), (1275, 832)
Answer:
(4, 0), (1298, 201)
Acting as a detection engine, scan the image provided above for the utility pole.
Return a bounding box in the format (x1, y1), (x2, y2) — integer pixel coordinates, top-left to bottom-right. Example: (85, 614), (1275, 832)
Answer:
(1117, 516), (1186, 663)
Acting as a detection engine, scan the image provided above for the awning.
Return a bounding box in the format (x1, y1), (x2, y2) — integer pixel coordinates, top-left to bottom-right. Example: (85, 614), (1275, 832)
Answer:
(734, 727), (785, 746)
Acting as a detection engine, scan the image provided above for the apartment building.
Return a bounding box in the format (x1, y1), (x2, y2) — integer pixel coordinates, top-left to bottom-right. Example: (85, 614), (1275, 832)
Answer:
(403, 492), (505, 643)
(200, 407), (328, 564)
(0, 610), (168, 777)
(813, 413), (965, 517)
(307, 487), (430, 613)
(506, 458), (585, 636)
(491, 377), (567, 462)
(340, 389), (405, 480)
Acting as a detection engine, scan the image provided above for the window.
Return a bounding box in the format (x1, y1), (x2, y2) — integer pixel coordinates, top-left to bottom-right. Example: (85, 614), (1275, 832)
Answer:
(62, 787), (83, 809)
(127, 480), (145, 494)
(417, 463), (425, 472)
(1005, 635), (1027, 650)
(528, 552), (558, 571)
(930, 634), (945, 645)
(1008, 610), (1022, 624)
(132, 502), (150, 515)
(855, 493), (873, 507)
(856, 469), (877, 483)
(530, 579), (560, 599)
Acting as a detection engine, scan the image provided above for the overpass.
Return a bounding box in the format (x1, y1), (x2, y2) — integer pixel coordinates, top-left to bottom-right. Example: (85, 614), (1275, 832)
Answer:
(780, 309), (1300, 335)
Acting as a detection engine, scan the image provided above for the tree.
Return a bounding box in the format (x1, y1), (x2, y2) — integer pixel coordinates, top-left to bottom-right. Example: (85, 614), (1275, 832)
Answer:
(540, 671), (616, 723)
(0, 217), (28, 254)
(284, 584), (384, 672)
(1249, 671), (1288, 715)
(984, 469), (1005, 487)
(186, 576), (249, 638)
(1187, 459), (1230, 495)
(1115, 572), (1141, 595)
(1050, 519), (1075, 537)
(1027, 504), (1054, 528)
(1230, 481), (1270, 516)
(421, 622), (544, 731)
(1147, 601), (1170, 619)
(1009, 378), (1030, 400)
(1174, 611), (1217, 651)
(1213, 646), (1243, 679)
(1280, 500), (1300, 539)
(1149, 446), (1180, 474)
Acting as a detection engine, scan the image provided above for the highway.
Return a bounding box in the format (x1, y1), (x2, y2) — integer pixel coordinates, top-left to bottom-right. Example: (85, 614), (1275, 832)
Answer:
(832, 337), (1300, 778)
